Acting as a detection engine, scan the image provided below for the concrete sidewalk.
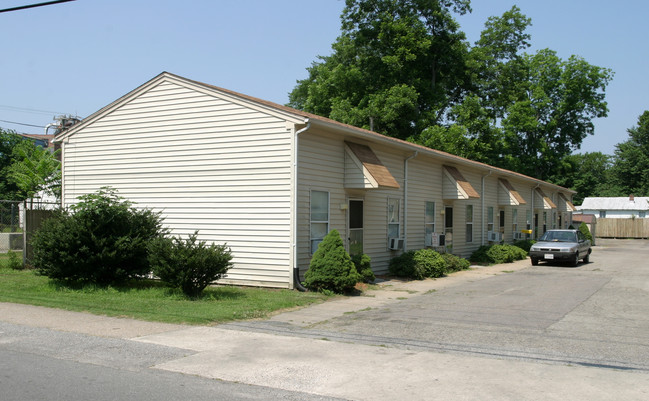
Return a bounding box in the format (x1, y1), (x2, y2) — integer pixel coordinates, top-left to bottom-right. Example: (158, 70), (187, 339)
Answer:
(2, 259), (649, 400)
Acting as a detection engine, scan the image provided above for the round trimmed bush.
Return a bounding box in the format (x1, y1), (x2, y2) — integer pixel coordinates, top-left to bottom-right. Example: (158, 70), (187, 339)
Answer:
(304, 230), (361, 293)
(414, 249), (446, 278)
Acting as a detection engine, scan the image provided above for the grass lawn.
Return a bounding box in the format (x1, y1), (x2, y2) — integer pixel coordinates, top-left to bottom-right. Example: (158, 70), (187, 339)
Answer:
(0, 256), (329, 325)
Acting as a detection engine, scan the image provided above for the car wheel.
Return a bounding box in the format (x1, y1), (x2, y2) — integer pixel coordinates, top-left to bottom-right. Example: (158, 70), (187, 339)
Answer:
(571, 252), (579, 267)
(531, 258), (538, 266)
(583, 253), (590, 263)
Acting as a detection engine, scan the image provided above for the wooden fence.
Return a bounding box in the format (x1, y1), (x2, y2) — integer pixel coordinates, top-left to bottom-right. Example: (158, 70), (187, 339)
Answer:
(596, 218), (649, 239)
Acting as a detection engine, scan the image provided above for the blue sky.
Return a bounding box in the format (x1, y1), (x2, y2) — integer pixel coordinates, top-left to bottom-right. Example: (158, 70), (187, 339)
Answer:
(1, 0), (647, 156)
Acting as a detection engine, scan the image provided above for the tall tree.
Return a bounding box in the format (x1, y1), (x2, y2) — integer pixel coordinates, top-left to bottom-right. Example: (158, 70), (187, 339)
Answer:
(547, 152), (616, 204)
(288, 0), (472, 140)
(422, 7), (612, 179)
(7, 140), (61, 204)
(0, 128), (25, 200)
(609, 111), (649, 196)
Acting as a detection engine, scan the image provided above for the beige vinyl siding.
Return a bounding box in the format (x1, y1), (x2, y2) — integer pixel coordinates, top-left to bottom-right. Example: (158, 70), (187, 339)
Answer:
(404, 156), (443, 251)
(297, 131), (403, 275)
(62, 80), (294, 288)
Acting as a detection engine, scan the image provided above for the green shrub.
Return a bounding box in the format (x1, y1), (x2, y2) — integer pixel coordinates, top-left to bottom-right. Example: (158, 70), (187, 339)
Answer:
(351, 253), (375, 283)
(413, 248), (446, 278)
(578, 222), (593, 242)
(32, 188), (165, 285)
(470, 244), (528, 264)
(8, 251), (23, 270)
(388, 250), (422, 279)
(304, 230), (361, 294)
(148, 231), (233, 298)
(512, 239), (536, 253)
(441, 253), (471, 272)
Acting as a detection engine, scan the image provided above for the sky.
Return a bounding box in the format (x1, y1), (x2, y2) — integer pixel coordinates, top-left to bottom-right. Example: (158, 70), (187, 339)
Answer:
(1, 0), (647, 156)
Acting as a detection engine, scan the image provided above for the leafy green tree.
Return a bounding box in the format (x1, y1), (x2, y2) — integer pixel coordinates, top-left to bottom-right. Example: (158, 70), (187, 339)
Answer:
(288, 0), (472, 140)
(0, 128), (25, 200)
(7, 140), (61, 203)
(454, 6), (613, 179)
(609, 111), (649, 196)
(498, 49), (612, 179)
(547, 152), (615, 204)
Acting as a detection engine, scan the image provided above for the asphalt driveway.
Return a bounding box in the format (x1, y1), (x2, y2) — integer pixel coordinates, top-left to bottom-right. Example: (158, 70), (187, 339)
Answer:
(240, 238), (649, 371)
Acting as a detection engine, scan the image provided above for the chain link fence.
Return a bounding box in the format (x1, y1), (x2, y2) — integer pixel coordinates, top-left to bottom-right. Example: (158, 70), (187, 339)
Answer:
(0, 201), (22, 252)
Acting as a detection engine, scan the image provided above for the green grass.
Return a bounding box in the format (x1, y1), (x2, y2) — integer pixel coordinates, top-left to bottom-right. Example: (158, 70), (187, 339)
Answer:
(0, 266), (329, 325)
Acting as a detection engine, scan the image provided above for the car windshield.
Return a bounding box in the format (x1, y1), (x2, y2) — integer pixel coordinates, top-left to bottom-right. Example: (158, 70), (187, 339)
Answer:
(539, 231), (576, 242)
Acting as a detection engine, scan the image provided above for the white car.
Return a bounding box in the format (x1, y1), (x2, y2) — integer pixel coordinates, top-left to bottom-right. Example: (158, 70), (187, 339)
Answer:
(529, 229), (592, 267)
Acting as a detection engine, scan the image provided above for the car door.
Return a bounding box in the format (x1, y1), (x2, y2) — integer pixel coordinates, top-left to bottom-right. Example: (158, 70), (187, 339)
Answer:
(577, 231), (588, 257)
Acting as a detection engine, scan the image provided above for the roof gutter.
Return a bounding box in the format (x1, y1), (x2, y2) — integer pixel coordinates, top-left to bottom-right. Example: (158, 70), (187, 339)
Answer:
(306, 119), (575, 195)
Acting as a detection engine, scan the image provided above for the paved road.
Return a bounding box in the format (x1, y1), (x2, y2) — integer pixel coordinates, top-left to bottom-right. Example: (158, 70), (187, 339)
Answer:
(236, 239), (649, 371)
(2, 239), (649, 400)
(0, 322), (342, 401)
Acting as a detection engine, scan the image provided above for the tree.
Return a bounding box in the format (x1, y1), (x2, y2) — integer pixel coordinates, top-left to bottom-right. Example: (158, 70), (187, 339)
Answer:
(7, 140), (61, 204)
(290, 3), (612, 182)
(0, 128), (24, 200)
(547, 152), (616, 204)
(498, 50), (612, 179)
(450, 7), (613, 180)
(288, 0), (472, 140)
(609, 111), (649, 196)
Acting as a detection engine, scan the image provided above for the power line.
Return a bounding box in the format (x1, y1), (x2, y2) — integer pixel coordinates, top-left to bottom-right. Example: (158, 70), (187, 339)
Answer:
(0, 119), (45, 128)
(0, 0), (76, 14)
(0, 104), (65, 115)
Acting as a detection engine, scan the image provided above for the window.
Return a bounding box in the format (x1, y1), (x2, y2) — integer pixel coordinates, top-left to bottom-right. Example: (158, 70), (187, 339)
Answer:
(310, 190), (329, 254)
(512, 209), (518, 237)
(600, 210), (607, 218)
(387, 198), (400, 238)
(487, 207), (494, 232)
(466, 205), (473, 243)
(425, 201), (435, 246)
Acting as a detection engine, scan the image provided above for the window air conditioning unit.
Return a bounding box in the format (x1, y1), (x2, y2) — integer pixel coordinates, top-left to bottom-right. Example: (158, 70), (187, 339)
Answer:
(388, 238), (404, 250)
(488, 231), (502, 242)
(513, 232), (523, 240)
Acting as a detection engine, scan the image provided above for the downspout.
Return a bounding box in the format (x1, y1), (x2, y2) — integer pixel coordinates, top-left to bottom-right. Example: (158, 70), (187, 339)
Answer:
(531, 183), (540, 239)
(293, 120), (311, 291)
(481, 170), (492, 245)
(403, 152), (418, 251)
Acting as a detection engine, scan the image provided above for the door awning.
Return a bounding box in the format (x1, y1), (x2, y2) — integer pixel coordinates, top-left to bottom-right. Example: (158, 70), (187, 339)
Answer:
(344, 142), (400, 189)
(558, 193), (576, 212)
(442, 165), (480, 200)
(535, 188), (557, 209)
(498, 178), (526, 206)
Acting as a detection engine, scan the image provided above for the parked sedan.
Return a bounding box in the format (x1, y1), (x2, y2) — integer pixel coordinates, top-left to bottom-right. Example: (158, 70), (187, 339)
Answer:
(529, 229), (591, 267)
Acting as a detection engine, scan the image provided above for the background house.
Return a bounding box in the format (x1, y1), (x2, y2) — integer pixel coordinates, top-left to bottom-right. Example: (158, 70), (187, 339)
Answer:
(577, 196), (649, 219)
(55, 72), (576, 288)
